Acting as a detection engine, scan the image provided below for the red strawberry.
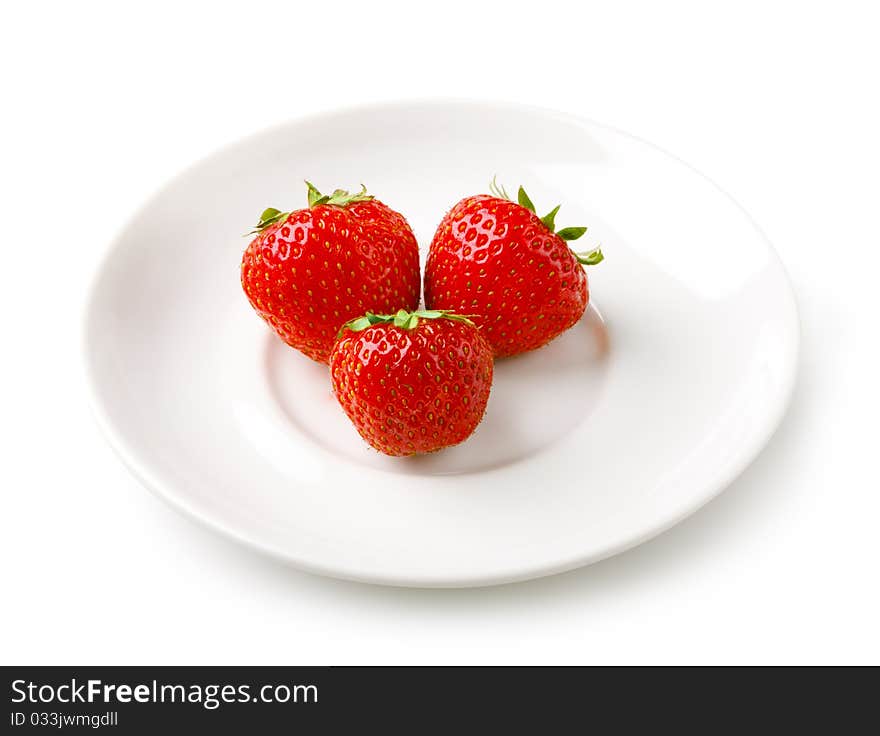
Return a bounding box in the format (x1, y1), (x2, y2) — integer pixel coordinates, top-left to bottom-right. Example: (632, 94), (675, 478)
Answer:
(241, 182), (420, 363)
(330, 310), (493, 456)
(424, 179), (603, 357)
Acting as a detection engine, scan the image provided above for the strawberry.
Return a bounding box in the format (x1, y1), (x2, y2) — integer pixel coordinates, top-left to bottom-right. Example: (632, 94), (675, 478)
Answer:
(241, 182), (420, 363)
(330, 310), (494, 456)
(424, 179), (603, 357)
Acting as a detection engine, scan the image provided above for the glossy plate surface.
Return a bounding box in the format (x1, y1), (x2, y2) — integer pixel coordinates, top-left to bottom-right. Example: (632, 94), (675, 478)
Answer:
(84, 101), (799, 587)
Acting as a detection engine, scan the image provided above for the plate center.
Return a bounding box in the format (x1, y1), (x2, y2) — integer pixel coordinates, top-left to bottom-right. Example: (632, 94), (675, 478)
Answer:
(266, 304), (610, 475)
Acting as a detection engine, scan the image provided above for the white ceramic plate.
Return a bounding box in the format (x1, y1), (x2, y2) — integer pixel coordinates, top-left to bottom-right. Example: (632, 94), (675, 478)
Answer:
(84, 101), (799, 587)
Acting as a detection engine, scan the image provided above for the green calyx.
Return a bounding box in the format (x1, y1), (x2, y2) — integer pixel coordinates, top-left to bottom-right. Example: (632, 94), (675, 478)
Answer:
(488, 176), (604, 265)
(573, 247), (604, 265)
(247, 181), (374, 235)
(247, 207), (288, 235)
(339, 309), (475, 337)
(306, 180), (373, 208)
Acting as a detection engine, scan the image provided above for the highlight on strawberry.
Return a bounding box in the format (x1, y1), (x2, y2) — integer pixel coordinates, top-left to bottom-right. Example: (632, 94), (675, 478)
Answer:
(241, 181), (420, 364)
(329, 309), (494, 457)
(424, 178), (603, 357)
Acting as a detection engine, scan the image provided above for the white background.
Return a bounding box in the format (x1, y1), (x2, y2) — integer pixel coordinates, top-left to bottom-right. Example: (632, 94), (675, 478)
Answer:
(2, 0), (878, 665)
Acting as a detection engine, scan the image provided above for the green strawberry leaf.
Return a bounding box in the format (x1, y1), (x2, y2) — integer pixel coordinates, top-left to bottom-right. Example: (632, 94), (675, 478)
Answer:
(305, 180), (328, 207)
(574, 247), (605, 266)
(325, 184), (372, 206)
(541, 205), (561, 231)
(338, 309), (476, 336)
(345, 316), (373, 332)
(246, 207), (289, 235)
(517, 186), (536, 213)
(259, 207), (282, 222)
(487, 178), (602, 264)
(306, 181), (372, 208)
(393, 309), (410, 328)
(557, 226), (588, 241)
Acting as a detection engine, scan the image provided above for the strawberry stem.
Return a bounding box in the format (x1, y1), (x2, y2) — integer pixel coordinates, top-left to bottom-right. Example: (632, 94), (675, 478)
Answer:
(247, 182), (375, 235)
(489, 177), (604, 266)
(246, 207), (288, 235)
(306, 180), (373, 208)
(338, 310), (475, 337)
(489, 175), (510, 200)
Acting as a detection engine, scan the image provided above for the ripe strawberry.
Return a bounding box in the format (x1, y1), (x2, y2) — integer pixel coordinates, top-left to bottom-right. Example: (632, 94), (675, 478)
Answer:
(241, 182), (420, 363)
(330, 310), (493, 456)
(424, 180), (603, 357)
